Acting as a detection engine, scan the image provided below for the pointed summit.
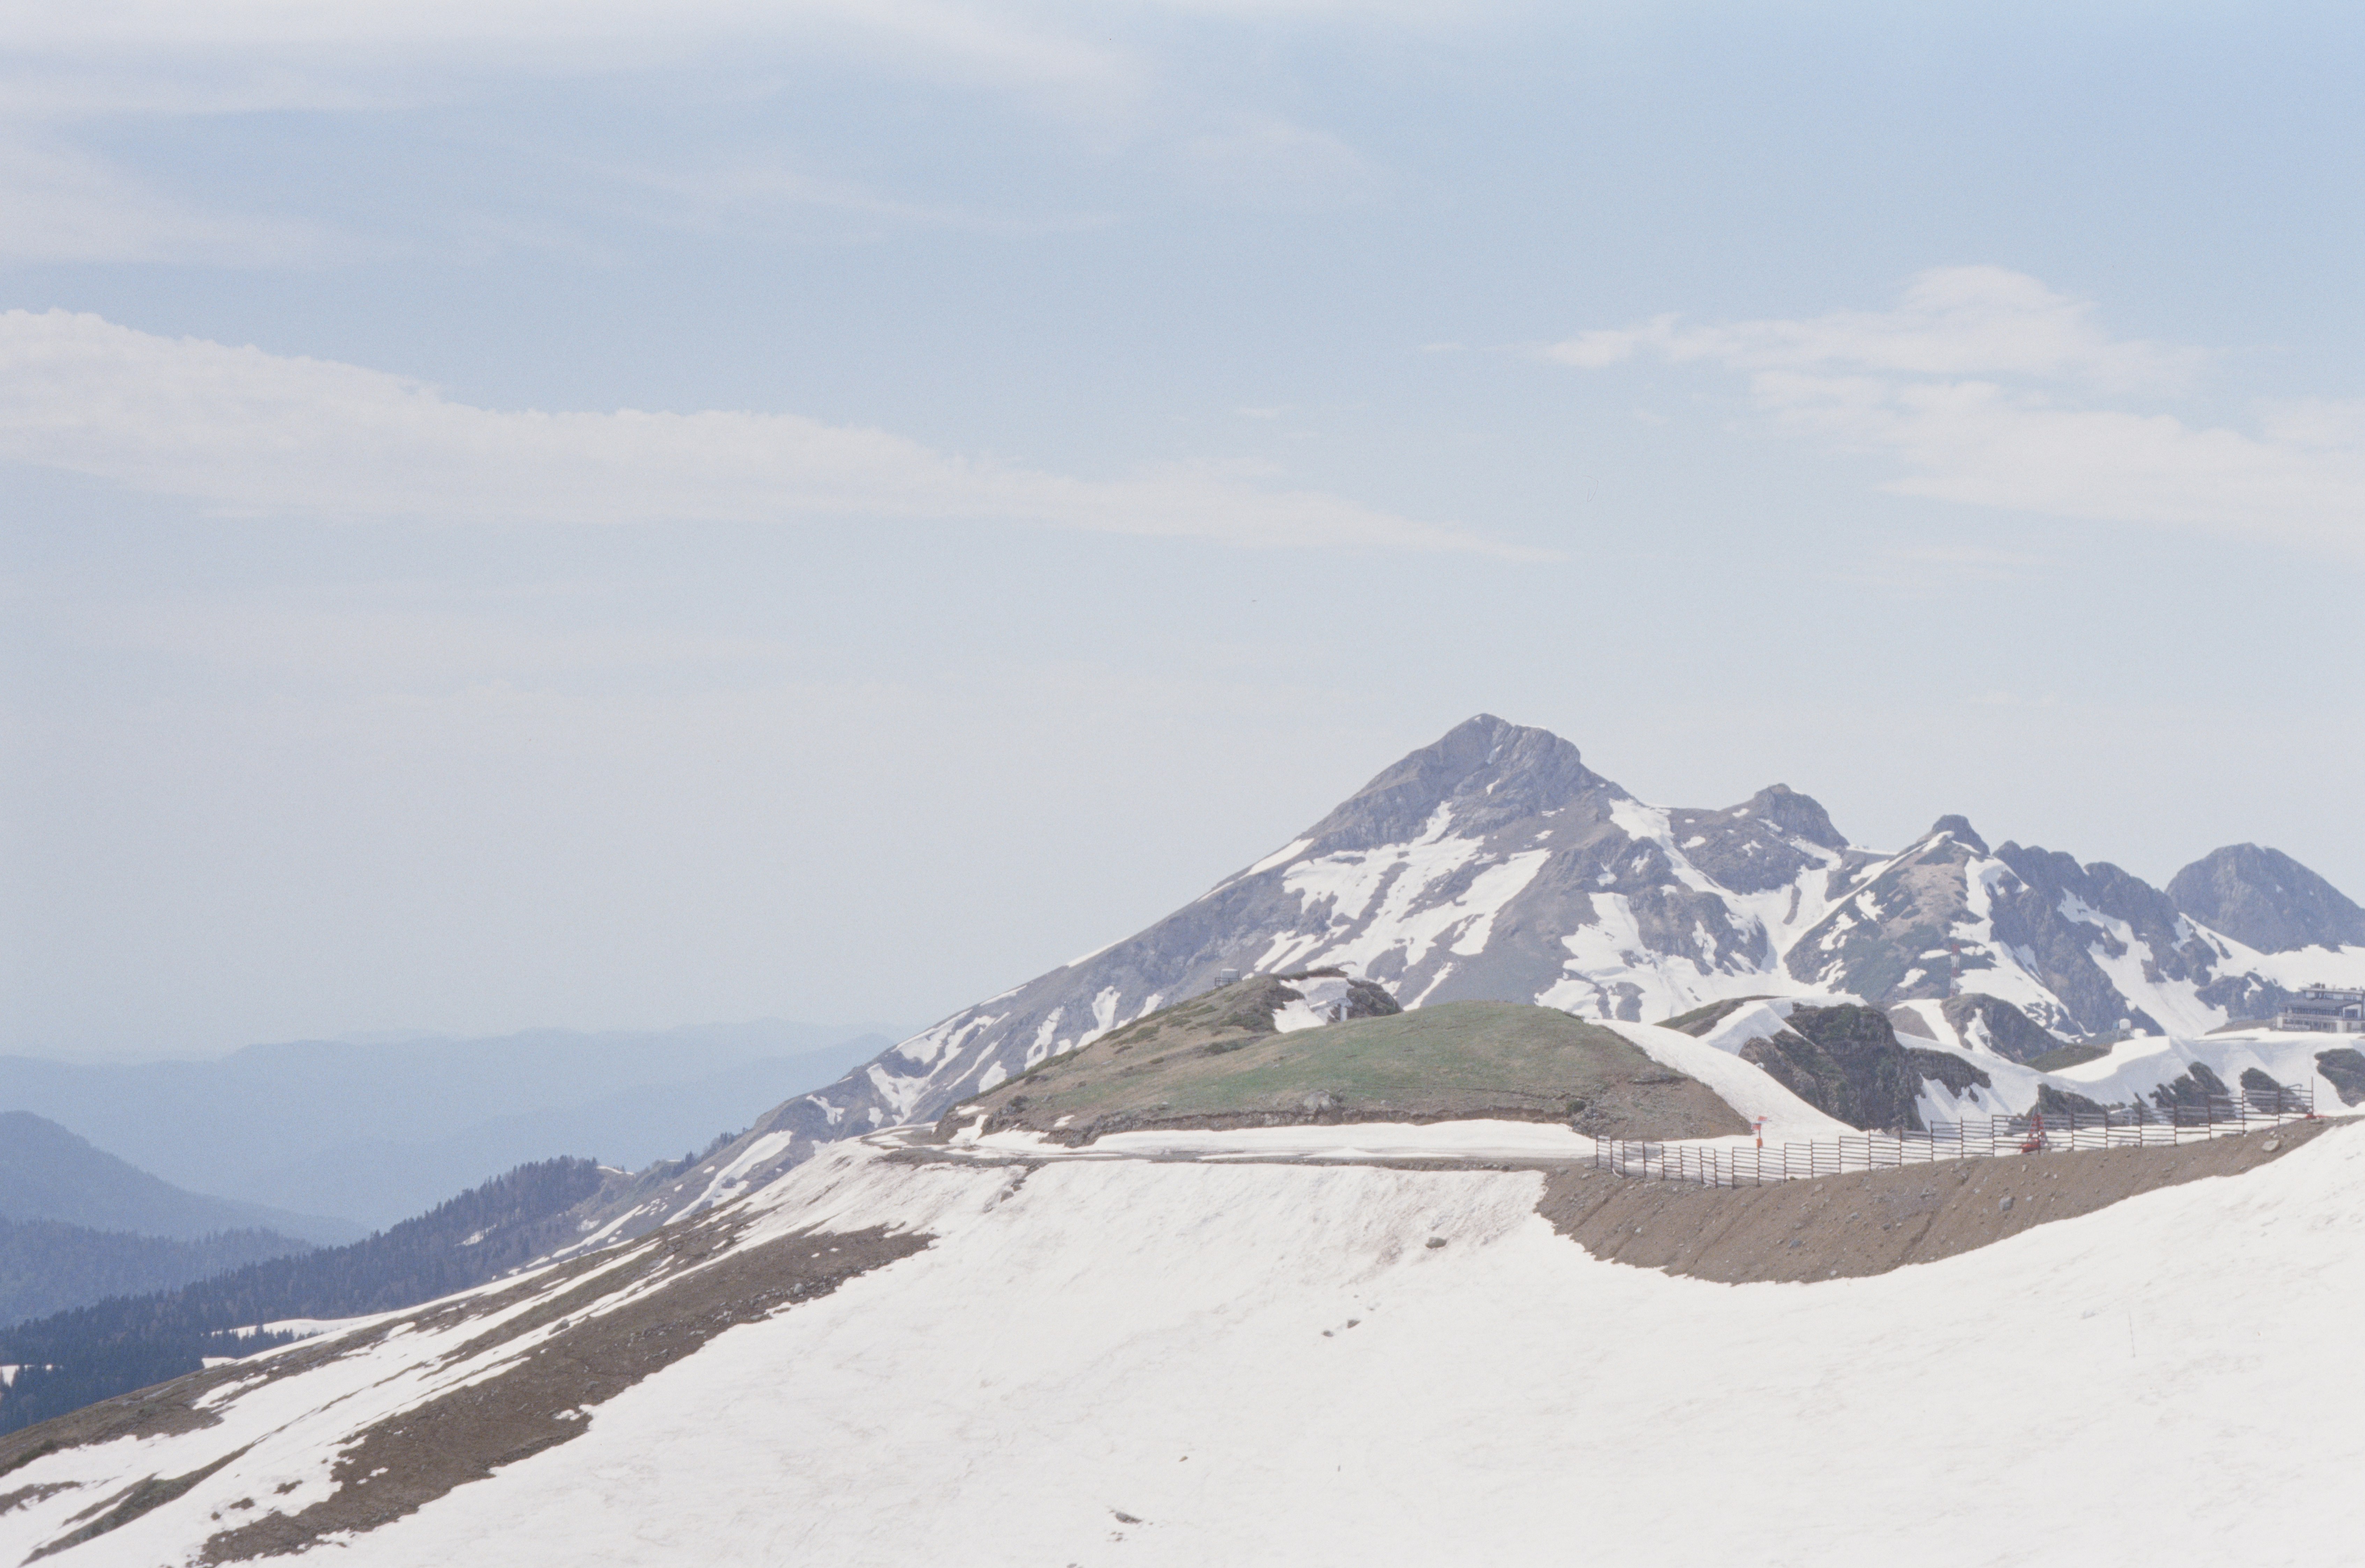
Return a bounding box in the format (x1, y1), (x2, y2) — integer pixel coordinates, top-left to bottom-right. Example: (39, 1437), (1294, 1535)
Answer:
(1664, 784), (1856, 895)
(1741, 784), (1848, 851)
(1926, 815), (1989, 855)
(1295, 715), (1618, 854)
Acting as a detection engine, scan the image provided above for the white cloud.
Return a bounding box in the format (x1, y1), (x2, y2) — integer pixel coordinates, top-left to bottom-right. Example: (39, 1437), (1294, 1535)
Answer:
(1546, 266), (2365, 557)
(0, 2), (1154, 256)
(0, 2), (1399, 262)
(1546, 266), (2200, 391)
(0, 308), (1532, 556)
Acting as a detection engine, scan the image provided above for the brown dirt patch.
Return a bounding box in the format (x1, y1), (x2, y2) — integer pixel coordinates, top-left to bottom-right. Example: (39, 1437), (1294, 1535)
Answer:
(0, 1201), (912, 1510)
(0, 1325), (410, 1490)
(27, 1448), (248, 1561)
(1538, 1118), (2344, 1283)
(196, 1223), (928, 1563)
(0, 1215), (702, 1491)
(0, 1484), (75, 1518)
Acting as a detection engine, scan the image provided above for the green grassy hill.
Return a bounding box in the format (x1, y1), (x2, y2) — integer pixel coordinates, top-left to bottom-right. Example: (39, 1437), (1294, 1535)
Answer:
(951, 979), (1746, 1145)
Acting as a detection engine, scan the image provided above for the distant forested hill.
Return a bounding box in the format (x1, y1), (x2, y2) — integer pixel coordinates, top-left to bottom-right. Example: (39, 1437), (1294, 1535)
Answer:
(0, 1111), (356, 1244)
(0, 1218), (310, 1326)
(0, 1157), (612, 1436)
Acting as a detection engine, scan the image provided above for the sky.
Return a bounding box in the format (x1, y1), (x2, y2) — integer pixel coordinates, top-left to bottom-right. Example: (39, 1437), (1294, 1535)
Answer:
(3, 1), (2360, 1060)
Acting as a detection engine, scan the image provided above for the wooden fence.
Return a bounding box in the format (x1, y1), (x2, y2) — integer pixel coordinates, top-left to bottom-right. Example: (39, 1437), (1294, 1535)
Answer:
(1595, 1082), (2316, 1188)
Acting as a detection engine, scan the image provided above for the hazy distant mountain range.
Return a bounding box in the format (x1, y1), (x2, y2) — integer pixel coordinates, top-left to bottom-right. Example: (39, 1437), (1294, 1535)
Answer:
(716, 715), (2364, 1169)
(0, 1111), (325, 1326)
(0, 1021), (893, 1228)
(0, 1111), (347, 1244)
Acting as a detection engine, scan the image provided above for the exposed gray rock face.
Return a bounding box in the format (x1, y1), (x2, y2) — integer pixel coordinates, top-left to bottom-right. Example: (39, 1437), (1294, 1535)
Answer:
(1736, 1005), (1991, 1132)
(1938, 994), (2062, 1064)
(2167, 844), (2365, 954)
(709, 715), (2363, 1167)
(2315, 1049), (2365, 1107)
(1927, 815), (1988, 855)
(1667, 785), (1852, 895)
(2150, 1061), (2232, 1113)
(1989, 844), (2262, 1033)
(2032, 1082), (2109, 1118)
(1785, 824), (1989, 1006)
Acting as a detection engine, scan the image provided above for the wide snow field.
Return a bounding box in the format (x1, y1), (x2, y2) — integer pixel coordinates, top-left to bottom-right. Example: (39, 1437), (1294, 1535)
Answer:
(57, 1125), (2365, 1568)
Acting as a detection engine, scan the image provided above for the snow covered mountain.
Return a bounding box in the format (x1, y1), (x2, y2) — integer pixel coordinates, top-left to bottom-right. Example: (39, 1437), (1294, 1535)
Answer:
(744, 715), (2363, 1162)
(11, 715), (2359, 1564)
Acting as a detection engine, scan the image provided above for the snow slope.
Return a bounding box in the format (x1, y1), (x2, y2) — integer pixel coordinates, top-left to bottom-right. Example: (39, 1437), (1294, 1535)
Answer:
(12, 1124), (2364, 1567)
(1598, 1017), (1858, 1141)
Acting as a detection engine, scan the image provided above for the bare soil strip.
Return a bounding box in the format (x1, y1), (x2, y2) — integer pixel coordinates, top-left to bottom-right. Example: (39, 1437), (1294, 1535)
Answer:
(0, 1487), (72, 1520)
(0, 1200), (783, 1493)
(194, 1223), (928, 1563)
(1537, 1118), (2345, 1284)
(0, 1324), (399, 1488)
(27, 1447), (248, 1561)
(0, 1224), (715, 1495)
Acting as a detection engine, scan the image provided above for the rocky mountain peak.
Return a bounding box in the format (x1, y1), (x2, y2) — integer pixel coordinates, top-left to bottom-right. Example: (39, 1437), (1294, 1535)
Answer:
(2168, 844), (2365, 954)
(1926, 815), (1989, 855)
(1741, 784), (1849, 851)
(1665, 784), (1857, 897)
(1297, 713), (1618, 852)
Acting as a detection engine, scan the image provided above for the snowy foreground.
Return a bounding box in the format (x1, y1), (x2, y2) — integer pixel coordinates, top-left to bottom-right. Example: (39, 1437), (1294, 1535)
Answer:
(8, 1119), (2364, 1568)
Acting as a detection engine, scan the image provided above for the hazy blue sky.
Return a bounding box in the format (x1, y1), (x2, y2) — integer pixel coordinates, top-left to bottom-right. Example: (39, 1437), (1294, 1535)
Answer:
(3, 2), (2360, 1059)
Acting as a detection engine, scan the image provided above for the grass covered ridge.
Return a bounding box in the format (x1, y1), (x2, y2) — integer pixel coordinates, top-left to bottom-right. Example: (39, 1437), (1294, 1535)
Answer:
(956, 984), (1748, 1144)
